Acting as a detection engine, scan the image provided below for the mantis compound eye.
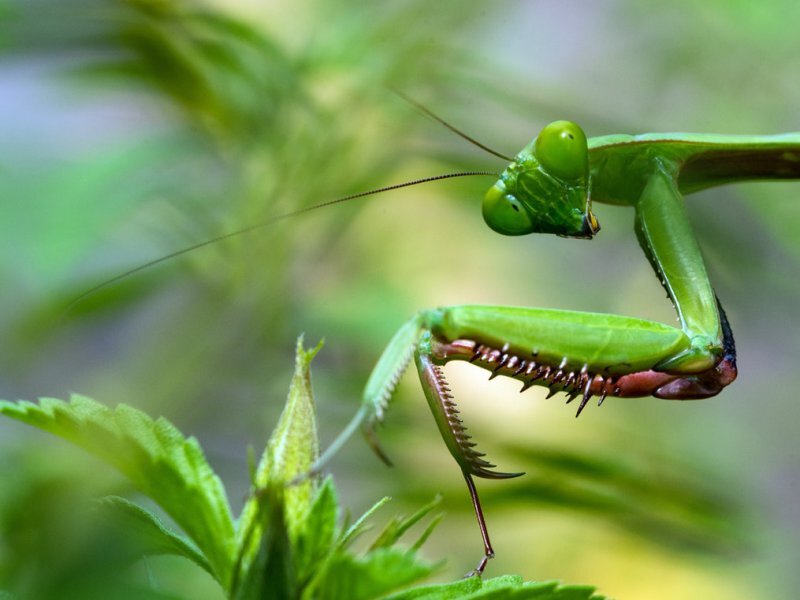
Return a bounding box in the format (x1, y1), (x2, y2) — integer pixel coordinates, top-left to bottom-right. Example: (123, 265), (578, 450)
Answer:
(482, 181), (535, 236)
(534, 121), (588, 181)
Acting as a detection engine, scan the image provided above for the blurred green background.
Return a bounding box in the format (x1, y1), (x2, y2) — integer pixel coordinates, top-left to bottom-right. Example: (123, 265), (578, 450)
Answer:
(1, 0), (799, 597)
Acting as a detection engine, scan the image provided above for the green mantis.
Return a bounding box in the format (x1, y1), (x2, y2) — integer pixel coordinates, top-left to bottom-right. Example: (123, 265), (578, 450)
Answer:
(312, 114), (800, 574)
(76, 101), (800, 575)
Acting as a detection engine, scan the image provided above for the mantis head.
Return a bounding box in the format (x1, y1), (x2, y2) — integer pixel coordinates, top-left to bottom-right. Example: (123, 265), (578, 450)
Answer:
(482, 120), (599, 238)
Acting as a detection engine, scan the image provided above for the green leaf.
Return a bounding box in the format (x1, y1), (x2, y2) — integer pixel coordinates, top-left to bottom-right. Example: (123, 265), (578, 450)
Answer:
(384, 576), (481, 600)
(301, 492), (445, 599)
(93, 495), (212, 575)
(313, 547), (437, 600)
(385, 575), (607, 600)
(0, 395), (235, 587)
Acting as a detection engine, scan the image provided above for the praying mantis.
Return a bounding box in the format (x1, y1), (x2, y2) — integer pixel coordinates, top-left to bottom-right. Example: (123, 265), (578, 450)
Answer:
(76, 98), (800, 575)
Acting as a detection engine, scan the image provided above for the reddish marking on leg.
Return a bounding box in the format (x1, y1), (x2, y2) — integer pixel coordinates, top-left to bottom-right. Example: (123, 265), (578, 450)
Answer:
(430, 337), (737, 401)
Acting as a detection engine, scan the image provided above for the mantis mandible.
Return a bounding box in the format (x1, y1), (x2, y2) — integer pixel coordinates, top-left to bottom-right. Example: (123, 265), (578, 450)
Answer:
(75, 98), (800, 575)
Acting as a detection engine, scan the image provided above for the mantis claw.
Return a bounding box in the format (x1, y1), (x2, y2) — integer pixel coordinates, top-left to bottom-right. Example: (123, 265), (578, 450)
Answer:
(416, 344), (523, 480)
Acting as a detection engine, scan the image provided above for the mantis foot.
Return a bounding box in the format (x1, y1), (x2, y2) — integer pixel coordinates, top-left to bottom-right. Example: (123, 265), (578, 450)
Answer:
(462, 471), (495, 577)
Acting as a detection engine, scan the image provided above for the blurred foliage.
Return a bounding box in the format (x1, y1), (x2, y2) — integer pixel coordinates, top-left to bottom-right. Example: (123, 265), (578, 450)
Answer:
(1, 0), (799, 598)
(494, 443), (748, 557)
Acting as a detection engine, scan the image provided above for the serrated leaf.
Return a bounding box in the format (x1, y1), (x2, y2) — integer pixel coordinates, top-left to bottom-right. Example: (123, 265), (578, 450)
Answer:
(312, 547), (437, 600)
(384, 575), (481, 600)
(0, 395), (235, 587)
(385, 575), (607, 600)
(94, 496), (212, 575)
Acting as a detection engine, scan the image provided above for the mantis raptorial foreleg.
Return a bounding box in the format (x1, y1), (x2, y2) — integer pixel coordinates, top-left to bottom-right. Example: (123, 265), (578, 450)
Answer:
(360, 301), (734, 572)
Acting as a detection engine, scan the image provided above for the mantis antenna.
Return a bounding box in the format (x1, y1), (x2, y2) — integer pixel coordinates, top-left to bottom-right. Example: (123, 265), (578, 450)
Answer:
(66, 96), (510, 486)
(66, 95), (509, 314)
(64, 170), (498, 315)
(391, 89), (514, 161)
